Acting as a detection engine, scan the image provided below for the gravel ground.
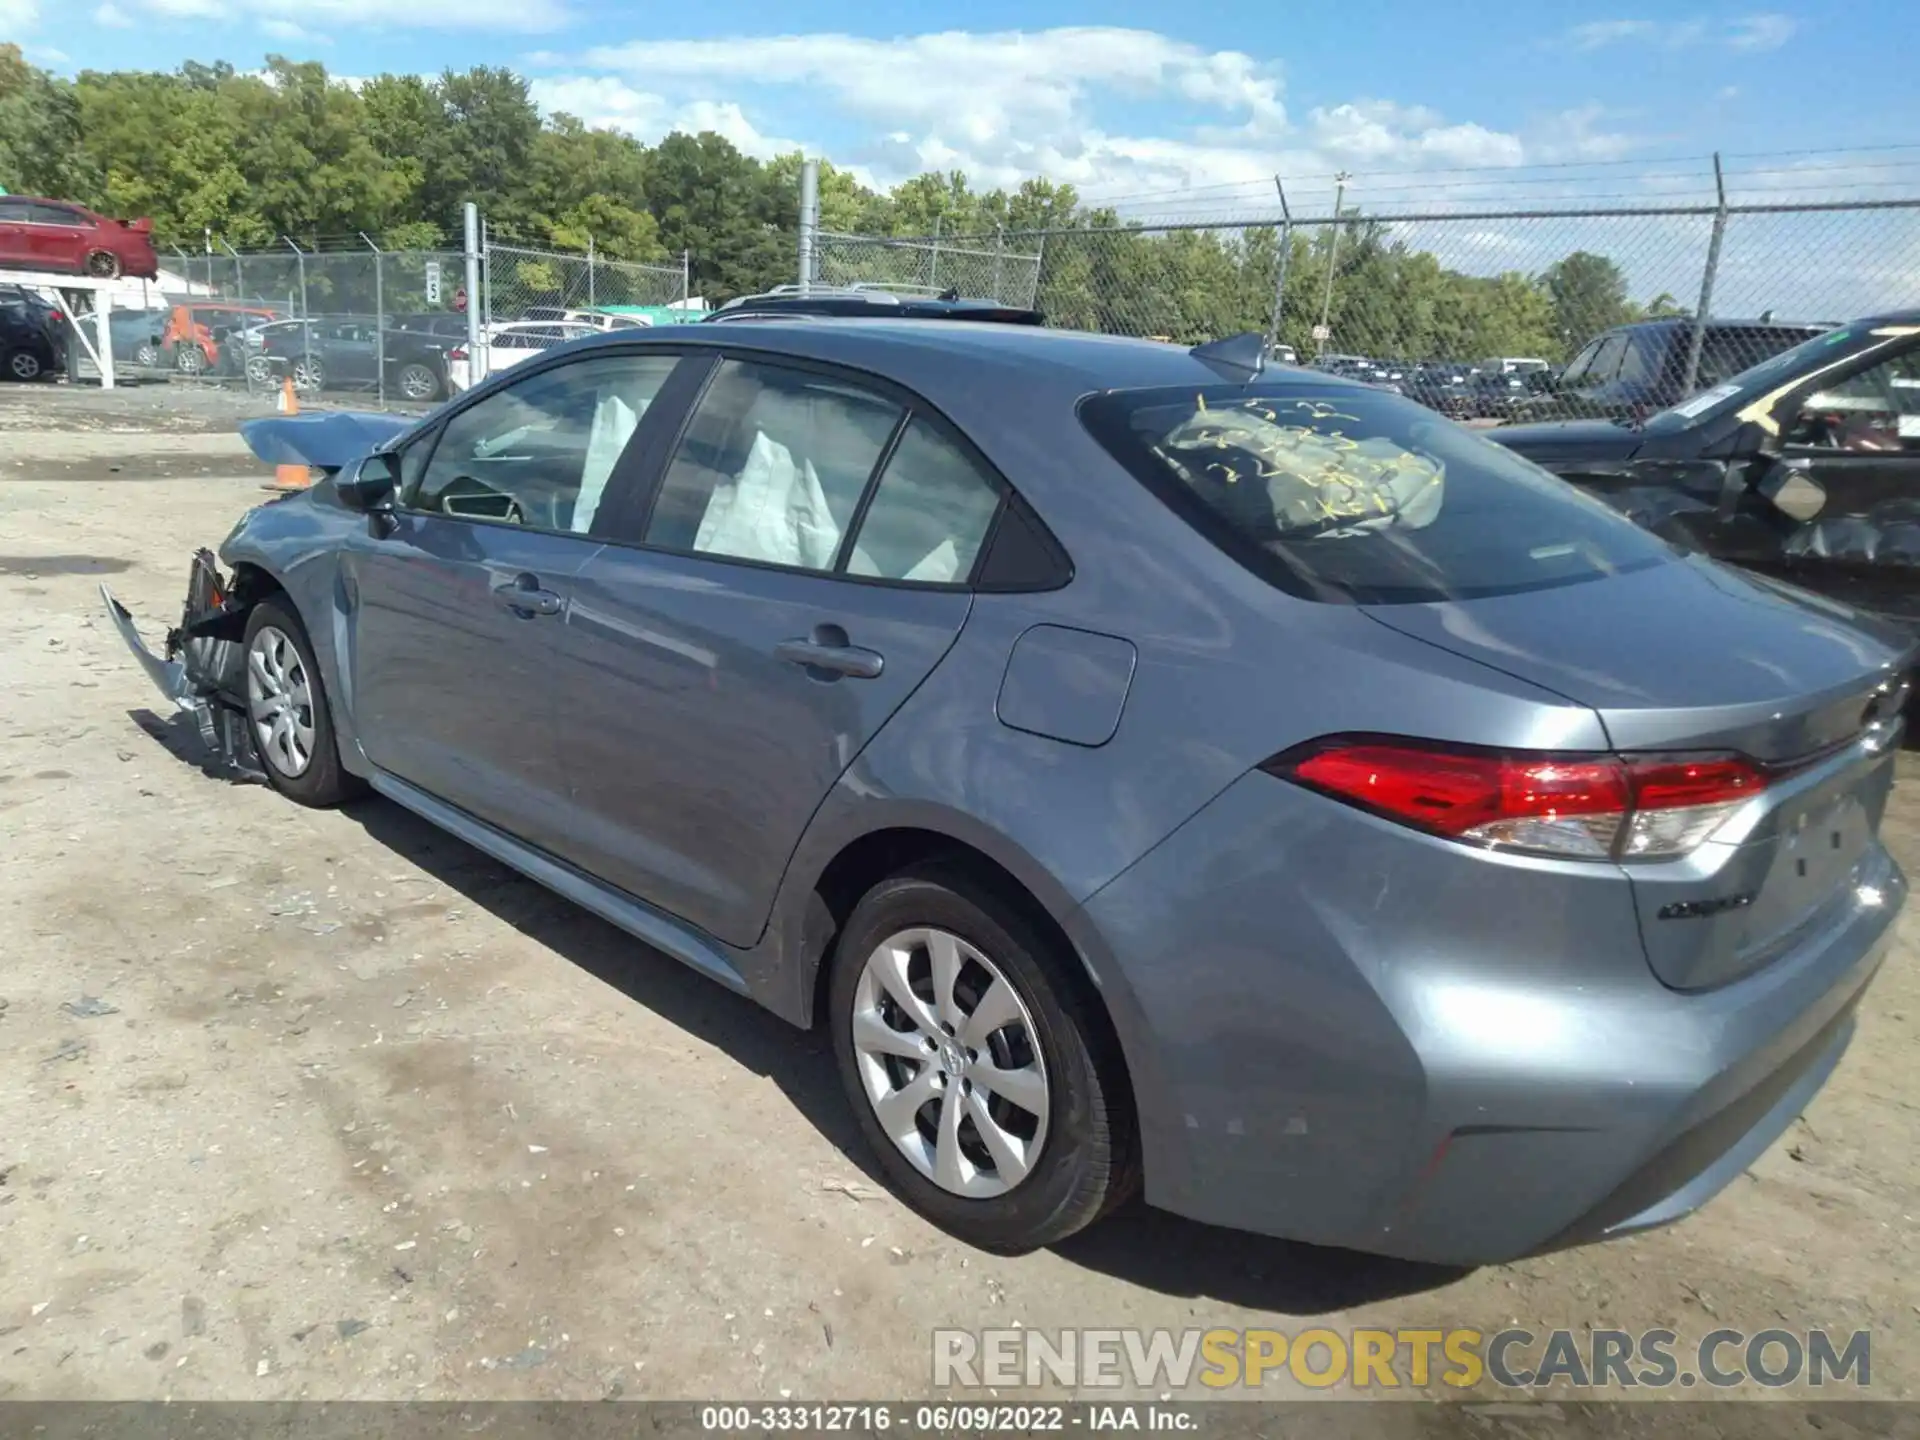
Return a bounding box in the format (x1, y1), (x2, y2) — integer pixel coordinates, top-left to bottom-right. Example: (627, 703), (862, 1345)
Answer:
(1, 386), (1917, 1413)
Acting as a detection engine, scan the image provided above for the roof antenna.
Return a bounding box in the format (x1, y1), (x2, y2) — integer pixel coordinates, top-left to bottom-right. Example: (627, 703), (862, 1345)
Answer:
(1189, 331), (1266, 383)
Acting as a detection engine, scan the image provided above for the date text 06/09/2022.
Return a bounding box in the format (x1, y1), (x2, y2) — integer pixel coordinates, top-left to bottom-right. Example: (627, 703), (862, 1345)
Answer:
(699, 1404), (1198, 1432)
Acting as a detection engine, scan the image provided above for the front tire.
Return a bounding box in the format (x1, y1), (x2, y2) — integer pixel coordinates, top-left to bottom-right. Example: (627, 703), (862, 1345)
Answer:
(85, 250), (121, 279)
(174, 344), (206, 376)
(133, 341), (159, 368)
(828, 866), (1137, 1252)
(242, 597), (361, 807)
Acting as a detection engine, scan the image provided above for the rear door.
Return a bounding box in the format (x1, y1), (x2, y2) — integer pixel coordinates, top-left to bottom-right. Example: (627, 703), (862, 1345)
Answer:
(340, 348), (688, 851)
(548, 353), (1005, 946)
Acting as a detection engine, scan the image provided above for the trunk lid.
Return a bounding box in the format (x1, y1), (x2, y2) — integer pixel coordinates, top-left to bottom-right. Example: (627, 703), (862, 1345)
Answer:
(1364, 555), (1912, 990)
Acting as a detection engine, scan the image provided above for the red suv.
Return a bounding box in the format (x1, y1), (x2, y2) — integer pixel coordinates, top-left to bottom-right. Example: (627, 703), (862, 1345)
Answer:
(0, 197), (159, 281)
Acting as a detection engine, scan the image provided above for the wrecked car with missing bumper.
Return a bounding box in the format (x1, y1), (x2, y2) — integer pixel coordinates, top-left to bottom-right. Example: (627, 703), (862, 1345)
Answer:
(1493, 310), (1920, 627)
(102, 410), (414, 784)
(99, 321), (1914, 1266)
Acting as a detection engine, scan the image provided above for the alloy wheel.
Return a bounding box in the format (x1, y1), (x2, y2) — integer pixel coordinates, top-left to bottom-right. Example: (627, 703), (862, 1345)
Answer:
(246, 625), (317, 778)
(7, 351), (42, 381)
(399, 364), (437, 400)
(133, 342), (158, 368)
(292, 359), (324, 392)
(850, 927), (1051, 1199)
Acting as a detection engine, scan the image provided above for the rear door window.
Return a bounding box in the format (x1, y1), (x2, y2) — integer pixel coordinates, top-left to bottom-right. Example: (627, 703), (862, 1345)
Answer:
(1080, 384), (1672, 604)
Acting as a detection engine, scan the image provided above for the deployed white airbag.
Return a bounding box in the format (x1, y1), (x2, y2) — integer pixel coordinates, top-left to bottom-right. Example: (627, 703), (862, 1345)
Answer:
(573, 393), (645, 532)
(695, 429), (842, 569)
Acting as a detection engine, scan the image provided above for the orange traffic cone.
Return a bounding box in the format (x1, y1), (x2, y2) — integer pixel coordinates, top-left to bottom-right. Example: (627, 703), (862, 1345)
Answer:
(266, 376), (310, 492)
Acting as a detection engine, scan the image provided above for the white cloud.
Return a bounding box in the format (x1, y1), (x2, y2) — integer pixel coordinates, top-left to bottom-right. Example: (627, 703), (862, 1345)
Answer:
(1727, 13), (1796, 49)
(527, 76), (806, 165)
(1567, 13), (1796, 52)
(89, 0), (572, 30)
(1, 0), (40, 26)
(1309, 101), (1525, 169)
(258, 15), (324, 42)
(534, 26), (1600, 206)
(91, 1), (131, 23)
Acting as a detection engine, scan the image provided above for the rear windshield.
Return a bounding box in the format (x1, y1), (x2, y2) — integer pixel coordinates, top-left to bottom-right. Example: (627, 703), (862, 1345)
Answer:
(1079, 383), (1673, 604)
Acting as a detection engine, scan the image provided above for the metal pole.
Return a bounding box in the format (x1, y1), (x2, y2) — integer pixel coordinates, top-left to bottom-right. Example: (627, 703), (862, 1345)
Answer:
(681, 249), (690, 312)
(929, 213), (941, 292)
(993, 226), (1005, 304)
(285, 235), (308, 386)
(362, 231), (384, 407)
(218, 238), (243, 299)
(586, 233), (595, 309)
(1031, 233), (1046, 310)
(464, 202), (482, 386)
(797, 158), (819, 293)
(1680, 153), (1728, 399)
(1316, 172), (1349, 357)
(1265, 176), (1294, 360)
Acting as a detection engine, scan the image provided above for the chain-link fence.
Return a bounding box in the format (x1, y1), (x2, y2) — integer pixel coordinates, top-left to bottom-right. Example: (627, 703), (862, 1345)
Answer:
(813, 230), (1042, 307)
(131, 230), (689, 405)
(808, 189), (1920, 423)
(149, 242), (468, 406)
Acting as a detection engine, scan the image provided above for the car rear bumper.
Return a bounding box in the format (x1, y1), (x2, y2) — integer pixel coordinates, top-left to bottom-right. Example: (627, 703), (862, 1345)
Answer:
(1071, 770), (1903, 1266)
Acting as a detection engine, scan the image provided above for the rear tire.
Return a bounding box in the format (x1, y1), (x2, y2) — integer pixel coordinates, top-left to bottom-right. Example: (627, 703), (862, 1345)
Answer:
(397, 362), (441, 401)
(5, 348), (43, 382)
(174, 344), (206, 376)
(242, 597), (362, 808)
(828, 865), (1138, 1252)
(292, 356), (325, 394)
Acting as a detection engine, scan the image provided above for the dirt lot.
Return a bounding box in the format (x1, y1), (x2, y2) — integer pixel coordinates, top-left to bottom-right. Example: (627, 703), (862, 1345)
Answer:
(2, 383), (1918, 1409)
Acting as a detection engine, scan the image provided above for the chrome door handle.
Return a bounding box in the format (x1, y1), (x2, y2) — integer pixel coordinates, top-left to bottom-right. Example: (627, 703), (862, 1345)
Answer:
(775, 638), (885, 679)
(492, 574), (563, 618)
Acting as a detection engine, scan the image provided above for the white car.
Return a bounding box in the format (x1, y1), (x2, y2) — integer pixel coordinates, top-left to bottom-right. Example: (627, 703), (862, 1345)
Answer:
(448, 321), (597, 392)
(520, 306), (652, 332)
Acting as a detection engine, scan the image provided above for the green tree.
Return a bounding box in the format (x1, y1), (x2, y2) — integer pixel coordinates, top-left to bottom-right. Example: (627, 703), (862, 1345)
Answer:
(1542, 250), (1632, 354)
(0, 44), (84, 197)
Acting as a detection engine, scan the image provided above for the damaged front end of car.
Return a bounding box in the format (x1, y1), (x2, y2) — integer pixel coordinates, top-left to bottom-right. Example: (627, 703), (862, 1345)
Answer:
(97, 408), (418, 780)
(100, 549), (269, 781)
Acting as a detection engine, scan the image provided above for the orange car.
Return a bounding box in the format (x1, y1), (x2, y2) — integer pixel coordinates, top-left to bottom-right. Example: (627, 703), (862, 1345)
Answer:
(163, 302), (283, 375)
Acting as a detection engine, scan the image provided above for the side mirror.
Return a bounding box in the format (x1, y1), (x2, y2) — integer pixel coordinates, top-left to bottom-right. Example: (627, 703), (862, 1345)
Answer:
(337, 451), (399, 513)
(1754, 456), (1827, 523)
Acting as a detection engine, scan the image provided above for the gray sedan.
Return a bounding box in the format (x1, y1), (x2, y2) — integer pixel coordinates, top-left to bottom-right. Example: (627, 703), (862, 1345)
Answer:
(105, 319), (1911, 1263)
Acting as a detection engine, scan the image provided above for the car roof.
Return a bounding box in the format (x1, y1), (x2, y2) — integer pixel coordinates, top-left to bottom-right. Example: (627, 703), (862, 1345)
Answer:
(711, 291), (1043, 324)
(559, 317), (1381, 407)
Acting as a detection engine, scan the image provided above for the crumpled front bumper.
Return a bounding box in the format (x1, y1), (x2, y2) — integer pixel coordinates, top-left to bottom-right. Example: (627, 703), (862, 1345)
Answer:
(100, 549), (264, 780)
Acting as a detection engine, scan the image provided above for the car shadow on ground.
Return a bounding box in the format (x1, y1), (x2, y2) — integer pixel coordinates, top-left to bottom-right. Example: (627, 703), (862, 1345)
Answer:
(343, 795), (1469, 1313)
(127, 707), (1465, 1312)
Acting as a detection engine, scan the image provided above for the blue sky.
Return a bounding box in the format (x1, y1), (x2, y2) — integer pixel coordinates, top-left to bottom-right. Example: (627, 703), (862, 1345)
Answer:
(4, 1), (1915, 206)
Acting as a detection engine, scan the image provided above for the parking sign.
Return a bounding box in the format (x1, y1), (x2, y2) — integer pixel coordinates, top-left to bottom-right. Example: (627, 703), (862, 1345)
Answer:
(424, 262), (442, 305)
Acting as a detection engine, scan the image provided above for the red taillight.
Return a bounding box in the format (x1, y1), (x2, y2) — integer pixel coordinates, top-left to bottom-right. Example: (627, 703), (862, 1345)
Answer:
(1268, 739), (1767, 861)
(448, 346), (467, 360)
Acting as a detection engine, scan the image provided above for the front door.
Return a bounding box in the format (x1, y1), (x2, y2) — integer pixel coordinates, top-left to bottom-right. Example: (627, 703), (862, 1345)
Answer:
(340, 348), (685, 849)
(1767, 339), (1920, 621)
(550, 355), (1008, 947)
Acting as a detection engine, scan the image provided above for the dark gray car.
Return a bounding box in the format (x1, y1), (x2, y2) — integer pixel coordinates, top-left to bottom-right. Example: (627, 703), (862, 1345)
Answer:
(104, 320), (1911, 1263)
